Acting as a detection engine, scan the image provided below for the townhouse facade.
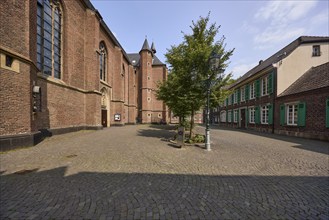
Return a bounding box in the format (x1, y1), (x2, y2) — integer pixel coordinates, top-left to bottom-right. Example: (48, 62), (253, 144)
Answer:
(0, 0), (168, 150)
(216, 36), (329, 141)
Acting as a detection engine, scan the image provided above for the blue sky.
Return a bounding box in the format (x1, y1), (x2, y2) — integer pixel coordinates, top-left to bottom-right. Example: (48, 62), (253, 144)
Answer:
(91, 0), (328, 79)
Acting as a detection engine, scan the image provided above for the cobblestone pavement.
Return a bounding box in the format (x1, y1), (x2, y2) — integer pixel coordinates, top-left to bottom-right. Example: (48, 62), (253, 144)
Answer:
(0, 125), (328, 220)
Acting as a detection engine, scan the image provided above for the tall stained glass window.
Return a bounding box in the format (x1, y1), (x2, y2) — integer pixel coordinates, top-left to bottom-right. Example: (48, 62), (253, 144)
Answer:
(37, 0), (62, 78)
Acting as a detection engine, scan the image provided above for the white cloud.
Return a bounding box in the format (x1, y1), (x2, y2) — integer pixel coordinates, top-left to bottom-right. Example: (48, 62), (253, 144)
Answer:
(231, 62), (258, 79)
(241, 21), (259, 34)
(254, 26), (305, 48)
(250, 1), (319, 47)
(311, 10), (329, 27)
(255, 1), (317, 25)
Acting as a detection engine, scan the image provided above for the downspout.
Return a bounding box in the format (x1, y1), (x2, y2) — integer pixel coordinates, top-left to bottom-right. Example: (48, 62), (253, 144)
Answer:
(272, 67), (277, 134)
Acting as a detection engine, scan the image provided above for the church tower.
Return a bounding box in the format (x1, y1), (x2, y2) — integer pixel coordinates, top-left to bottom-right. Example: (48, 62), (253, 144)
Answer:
(139, 39), (154, 123)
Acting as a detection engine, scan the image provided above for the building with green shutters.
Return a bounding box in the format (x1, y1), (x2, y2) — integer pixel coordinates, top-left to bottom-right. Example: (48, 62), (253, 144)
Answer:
(216, 36), (329, 141)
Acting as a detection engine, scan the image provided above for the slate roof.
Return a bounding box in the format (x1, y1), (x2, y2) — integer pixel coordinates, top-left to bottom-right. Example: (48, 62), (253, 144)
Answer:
(151, 42), (156, 53)
(141, 39), (151, 52)
(229, 36), (329, 89)
(279, 62), (329, 97)
(127, 53), (140, 67)
(127, 53), (165, 67)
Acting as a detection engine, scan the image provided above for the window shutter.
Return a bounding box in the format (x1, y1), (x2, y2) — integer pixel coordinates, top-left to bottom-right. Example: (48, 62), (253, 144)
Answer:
(237, 110), (240, 124)
(246, 108), (249, 125)
(237, 90), (240, 103)
(280, 104), (285, 126)
(297, 102), (306, 126)
(225, 98), (228, 106)
(231, 94), (234, 105)
(255, 106), (260, 124)
(256, 79), (260, 97)
(268, 72), (273, 94)
(268, 104), (273, 125)
(226, 110), (228, 122)
(245, 85), (249, 101)
(231, 110), (233, 123)
(326, 99), (329, 128)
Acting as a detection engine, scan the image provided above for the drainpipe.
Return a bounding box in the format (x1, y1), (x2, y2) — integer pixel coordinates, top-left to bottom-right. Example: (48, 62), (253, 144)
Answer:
(272, 67), (277, 134)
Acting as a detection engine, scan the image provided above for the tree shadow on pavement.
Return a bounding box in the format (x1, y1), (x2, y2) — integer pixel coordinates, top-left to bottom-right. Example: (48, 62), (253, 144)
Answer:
(137, 127), (176, 139)
(0, 166), (328, 219)
(203, 126), (329, 155)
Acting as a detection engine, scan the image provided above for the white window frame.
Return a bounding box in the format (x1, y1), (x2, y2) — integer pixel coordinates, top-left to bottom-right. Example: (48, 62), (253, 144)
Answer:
(250, 82), (255, 99)
(261, 105), (269, 124)
(286, 103), (298, 126)
(233, 92), (238, 104)
(261, 76), (269, 96)
(241, 86), (245, 102)
(228, 95), (232, 105)
(249, 106), (255, 124)
(312, 45), (321, 56)
(233, 109), (238, 123)
(220, 110), (226, 122)
(228, 110), (232, 123)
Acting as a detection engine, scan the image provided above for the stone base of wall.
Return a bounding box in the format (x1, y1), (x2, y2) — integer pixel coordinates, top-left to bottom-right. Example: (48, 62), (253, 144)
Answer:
(274, 130), (329, 142)
(0, 125), (103, 152)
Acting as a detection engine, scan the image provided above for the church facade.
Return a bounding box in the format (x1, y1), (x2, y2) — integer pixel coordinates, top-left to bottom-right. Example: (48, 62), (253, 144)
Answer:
(0, 0), (168, 150)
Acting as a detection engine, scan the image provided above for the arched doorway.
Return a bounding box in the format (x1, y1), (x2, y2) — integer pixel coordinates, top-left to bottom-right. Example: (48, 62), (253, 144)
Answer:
(101, 88), (110, 127)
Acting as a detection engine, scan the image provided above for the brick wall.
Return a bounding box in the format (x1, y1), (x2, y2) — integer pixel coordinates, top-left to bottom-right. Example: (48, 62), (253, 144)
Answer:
(0, 0), (34, 136)
(1, 0), (168, 143)
(0, 65), (32, 135)
(275, 87), (329, 140)
(0, 0), (29, 57)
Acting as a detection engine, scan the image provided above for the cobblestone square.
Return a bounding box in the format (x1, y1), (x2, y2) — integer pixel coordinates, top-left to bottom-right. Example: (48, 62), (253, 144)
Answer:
(0, 125), (328, 219)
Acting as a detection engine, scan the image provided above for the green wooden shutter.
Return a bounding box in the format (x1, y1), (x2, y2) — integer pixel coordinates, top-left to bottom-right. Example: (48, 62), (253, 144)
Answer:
(268, 104), (273, 125)
(226, 98), (228, 106)
(280, 104), (285, 126)
(326, 99), (329, 128)
(231, 110), (233, 123)
(246, 108), (249, 125)
(255, 106), (260, 124)
(231, 94), (234, 105)
(256, 79), (260, 97)
(226, 110), (228, 123)
(237, 110), (240, 124)
(297, 102), (306, 127)
(237, 90), (240, 103)
(245, 85), (249, 101)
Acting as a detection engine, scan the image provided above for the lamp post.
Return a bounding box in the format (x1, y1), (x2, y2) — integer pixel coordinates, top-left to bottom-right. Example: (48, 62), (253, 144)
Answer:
(205, 51), (222, 151)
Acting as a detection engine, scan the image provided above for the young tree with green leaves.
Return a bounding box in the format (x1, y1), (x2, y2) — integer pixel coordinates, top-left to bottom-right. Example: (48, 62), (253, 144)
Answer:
(156, 12), (234, 138)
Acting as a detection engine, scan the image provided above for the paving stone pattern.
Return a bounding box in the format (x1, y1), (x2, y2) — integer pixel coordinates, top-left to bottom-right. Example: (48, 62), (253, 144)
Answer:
(0, 125), (328, 219)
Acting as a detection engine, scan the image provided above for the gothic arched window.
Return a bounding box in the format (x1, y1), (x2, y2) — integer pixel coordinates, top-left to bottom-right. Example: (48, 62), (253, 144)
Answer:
(99, 43), (107, 81)
(37, 0), (62, 79)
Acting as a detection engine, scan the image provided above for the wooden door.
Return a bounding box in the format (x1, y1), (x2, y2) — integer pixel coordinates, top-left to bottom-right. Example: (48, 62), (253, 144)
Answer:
(101, 109), (107, 127)
(240, 109), (246, 128)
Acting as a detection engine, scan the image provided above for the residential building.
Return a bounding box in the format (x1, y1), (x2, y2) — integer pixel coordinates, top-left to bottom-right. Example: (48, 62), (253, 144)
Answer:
(275, 62), (329, 140)
(0, 0), (168, 150)
(217, 36), (329, 141)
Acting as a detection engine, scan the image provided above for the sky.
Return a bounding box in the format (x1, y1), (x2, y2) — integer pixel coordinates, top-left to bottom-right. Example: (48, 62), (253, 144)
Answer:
(91, 0), (329, 79)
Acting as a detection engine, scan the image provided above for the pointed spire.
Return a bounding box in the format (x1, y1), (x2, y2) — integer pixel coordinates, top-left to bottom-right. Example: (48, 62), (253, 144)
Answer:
(140, 38), (151, 52)
(151, 41), (156, 54)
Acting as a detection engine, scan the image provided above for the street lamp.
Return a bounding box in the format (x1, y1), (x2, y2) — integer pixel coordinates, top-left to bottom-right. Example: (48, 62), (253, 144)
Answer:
(205, 51), (222, 151)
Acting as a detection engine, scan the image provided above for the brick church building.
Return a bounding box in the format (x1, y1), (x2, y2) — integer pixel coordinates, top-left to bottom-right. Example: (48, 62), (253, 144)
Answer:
(0, 0), (168, 149)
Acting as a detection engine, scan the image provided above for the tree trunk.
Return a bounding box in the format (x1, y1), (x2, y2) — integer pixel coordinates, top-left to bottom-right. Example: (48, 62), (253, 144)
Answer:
(189, 108), (195, 139)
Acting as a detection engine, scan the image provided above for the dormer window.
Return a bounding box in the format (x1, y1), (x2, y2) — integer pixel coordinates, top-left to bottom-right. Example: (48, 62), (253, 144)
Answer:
(312, 45), (321, 56)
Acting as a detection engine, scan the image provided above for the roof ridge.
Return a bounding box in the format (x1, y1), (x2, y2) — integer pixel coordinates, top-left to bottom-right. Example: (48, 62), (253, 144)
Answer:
(229, 35), (329, 89)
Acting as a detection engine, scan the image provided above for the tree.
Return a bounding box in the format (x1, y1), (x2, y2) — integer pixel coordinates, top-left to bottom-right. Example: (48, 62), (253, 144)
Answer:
(157, 12), (234, 138)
